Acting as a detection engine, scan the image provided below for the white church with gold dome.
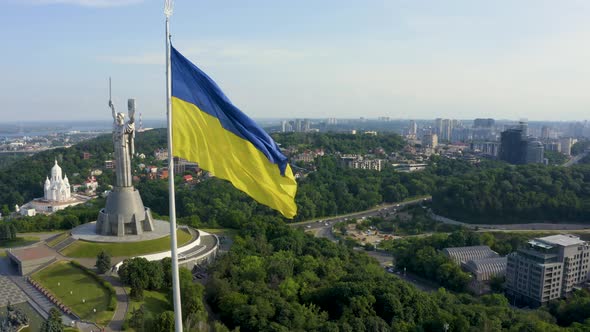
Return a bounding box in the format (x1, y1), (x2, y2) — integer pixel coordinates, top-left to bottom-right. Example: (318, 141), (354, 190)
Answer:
(18, 160), (89, 216)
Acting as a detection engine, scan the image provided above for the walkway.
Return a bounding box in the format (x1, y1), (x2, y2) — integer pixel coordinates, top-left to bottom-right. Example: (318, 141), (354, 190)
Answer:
(0, 257), (27, 306)
(6, 270), (81, 328)
(103, 275), (128, 332)
(7, 226), (215, 331)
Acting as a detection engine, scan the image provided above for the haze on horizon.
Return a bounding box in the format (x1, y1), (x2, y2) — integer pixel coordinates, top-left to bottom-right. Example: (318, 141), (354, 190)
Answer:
(1, 0), (590, 122)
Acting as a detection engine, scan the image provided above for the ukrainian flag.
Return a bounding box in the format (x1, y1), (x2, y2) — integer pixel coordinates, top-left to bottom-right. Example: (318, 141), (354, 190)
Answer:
(171, 46), (297, 218)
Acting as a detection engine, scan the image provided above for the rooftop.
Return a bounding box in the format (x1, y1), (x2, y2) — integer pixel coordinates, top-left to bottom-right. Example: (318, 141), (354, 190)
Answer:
(466, 257), (508, 271)
(536, 234), (585, 247)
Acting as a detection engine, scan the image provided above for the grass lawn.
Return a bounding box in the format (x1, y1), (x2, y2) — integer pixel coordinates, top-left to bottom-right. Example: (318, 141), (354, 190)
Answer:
(125, 289), (171, 331)
(61, 230), (192, 258)
(31, 261), (114, 326)
(0, 236), (40, 248)
(46, 232), (69, 247)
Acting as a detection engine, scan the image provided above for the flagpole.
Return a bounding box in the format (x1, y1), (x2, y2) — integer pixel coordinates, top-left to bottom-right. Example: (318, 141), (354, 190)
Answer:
(164, 1), (183, 331)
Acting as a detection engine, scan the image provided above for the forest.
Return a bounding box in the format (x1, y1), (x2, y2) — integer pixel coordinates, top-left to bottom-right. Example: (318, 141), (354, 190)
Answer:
(4, 132), (590, 330)
(204, 216), (584, 331)
(431, 163), (590, 223)
(270, 132), (405, 154)
(0, 129), (166, 211)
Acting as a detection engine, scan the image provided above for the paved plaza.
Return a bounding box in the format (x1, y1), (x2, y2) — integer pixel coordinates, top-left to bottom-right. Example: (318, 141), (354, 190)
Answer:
(71, 219), (171, 242)
(0, 257), (27, 306)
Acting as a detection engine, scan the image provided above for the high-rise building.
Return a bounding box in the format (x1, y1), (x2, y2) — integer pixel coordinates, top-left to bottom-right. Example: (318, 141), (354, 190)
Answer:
(435, 118), (443, 136)
(422, 133), (438, 149)
(518, 121), (528, 137)
(470, 142), (499, 157)
(541, 126), (552, 139)
(409, 120), (417, 135)
(500, 125), (544, 164)
(544, 142), (561, 153)
(569, 122), (587, 138)
(441, 119), (452, 141)
(294, 119), (303, 132)
(433, 118), (458, 141)
(526, 141), (544, 164)
(560, 138), (573, 156)
(506, 234), (590, 307)
(499, 129), (526, 164)
(451, 127), (472, 143)
(473, 118), (495, 128)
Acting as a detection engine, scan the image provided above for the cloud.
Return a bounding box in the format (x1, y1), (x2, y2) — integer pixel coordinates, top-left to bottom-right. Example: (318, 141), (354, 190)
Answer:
(27, 0), (143, 7)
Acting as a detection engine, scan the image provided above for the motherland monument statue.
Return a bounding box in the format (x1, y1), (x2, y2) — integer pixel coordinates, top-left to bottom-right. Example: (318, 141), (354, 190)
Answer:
(96, 78), (155, 236)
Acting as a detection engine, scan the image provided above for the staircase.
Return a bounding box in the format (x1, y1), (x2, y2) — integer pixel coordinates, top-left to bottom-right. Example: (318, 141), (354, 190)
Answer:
(53, 237), (76, 252)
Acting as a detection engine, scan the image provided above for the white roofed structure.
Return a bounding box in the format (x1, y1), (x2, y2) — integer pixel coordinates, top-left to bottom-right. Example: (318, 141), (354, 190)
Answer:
(464, 257), (507, 281)
(442, 245), (499, 264)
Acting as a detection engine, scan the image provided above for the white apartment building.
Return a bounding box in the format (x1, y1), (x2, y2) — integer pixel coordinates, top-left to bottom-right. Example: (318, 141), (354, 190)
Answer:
(506, 234), (590, 306)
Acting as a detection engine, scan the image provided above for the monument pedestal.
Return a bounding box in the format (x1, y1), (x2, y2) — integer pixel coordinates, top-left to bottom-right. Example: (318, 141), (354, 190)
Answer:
(96, 186), (155, 236)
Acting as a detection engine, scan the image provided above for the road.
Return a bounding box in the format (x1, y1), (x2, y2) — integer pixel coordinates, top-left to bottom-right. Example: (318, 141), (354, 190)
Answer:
(563, 150), (589, 167)
(430, 212), (590, 231)
(296, 198), (440, 292)
(290, 196), (430, 232)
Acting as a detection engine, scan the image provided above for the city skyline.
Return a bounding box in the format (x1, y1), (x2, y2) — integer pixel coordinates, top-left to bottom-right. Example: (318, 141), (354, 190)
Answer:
(2, 0), (590, 121)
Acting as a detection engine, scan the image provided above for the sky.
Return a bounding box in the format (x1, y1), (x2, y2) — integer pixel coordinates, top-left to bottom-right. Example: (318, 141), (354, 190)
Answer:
(1, 0), (590, 122)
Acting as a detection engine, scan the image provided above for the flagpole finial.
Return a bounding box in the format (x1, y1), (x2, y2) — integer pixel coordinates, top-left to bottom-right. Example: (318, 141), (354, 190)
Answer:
(164, 0), (173, 17)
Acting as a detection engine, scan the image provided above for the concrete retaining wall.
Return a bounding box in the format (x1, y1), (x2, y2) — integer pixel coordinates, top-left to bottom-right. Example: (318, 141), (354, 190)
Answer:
(114, 228), (205, 270)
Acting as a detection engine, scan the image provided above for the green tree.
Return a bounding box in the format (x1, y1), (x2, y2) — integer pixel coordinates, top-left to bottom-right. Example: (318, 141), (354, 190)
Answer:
(490, 275), (505, 293)
(9, 223), (17, 240)
(129, 305), (145, 331)
(155, 311), (175, 332)
(118, 258), (151, 299)
(40, 308), (63, 332)
(179, 268), (206, 321)
(95, 250), (111, 274)
(1, 204), (9, 217)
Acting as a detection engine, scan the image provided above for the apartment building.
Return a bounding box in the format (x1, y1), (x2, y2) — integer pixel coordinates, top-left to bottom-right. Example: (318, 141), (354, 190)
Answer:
(506, 234), (590, 307)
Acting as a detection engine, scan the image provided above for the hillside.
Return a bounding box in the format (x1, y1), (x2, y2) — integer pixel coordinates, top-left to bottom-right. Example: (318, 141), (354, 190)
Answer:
(0, 128), (167, 210)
